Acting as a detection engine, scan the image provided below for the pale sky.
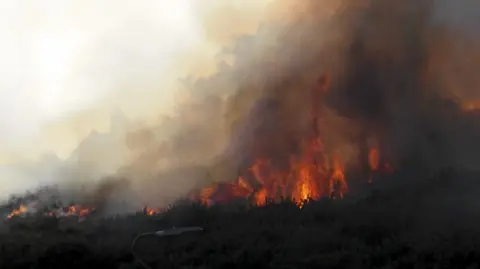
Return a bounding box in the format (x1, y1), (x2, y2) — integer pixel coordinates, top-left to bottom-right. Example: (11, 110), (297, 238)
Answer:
(0, 0), (208, 161)
(0, 0), (277, 163)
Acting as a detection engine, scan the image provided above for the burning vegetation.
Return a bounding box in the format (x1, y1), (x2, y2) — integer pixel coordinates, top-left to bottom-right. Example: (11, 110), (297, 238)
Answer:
(4, 196), (97, 221)
(187, 75), (395, 207)
(3, 0), (480, 222)
(2, 183), (163, 221)
(3, 199), (161, 221)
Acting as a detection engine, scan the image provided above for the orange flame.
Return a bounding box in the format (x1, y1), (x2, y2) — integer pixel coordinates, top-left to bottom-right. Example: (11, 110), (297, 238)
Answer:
(190, 74), (351, 207)
(5, 203), (164, 221)
(7, 204), (28, 219)
(144, 207), (160, 216)
(368, 148), (380, 171)
(193, 141), (349, 207)
(6, 204), (96, 220)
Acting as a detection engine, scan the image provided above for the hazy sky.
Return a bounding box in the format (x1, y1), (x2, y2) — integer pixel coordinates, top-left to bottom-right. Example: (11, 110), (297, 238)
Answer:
(0, 0), (265, 164)
(0, 0), (208, 161)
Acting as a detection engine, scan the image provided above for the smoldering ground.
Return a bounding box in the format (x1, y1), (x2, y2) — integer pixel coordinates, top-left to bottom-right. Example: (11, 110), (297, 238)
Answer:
(4, 0), (480, 215)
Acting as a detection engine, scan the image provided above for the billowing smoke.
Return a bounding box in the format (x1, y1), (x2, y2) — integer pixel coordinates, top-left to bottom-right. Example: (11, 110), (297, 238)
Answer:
(112, 0), (480, 208)
(3, 0), (480, 214)
(322, 0), (480, 172)
(0, 0), (284, 210)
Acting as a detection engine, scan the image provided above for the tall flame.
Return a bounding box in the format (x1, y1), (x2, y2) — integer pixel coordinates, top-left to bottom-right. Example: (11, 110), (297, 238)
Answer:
(191, 74), (350, 206)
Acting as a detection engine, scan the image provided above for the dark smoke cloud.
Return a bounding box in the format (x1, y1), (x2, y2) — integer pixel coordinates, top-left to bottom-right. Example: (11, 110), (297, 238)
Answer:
(111, 0), (480, 208)
(322, 0), (480, 172)
(6, 0), (480, 212)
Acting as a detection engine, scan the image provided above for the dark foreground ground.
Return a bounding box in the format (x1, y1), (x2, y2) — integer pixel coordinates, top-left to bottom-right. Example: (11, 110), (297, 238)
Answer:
(2, 168), (480, 269)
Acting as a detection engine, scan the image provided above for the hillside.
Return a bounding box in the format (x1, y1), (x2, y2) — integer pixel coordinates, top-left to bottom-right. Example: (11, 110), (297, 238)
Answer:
(1, 168), (480, 269)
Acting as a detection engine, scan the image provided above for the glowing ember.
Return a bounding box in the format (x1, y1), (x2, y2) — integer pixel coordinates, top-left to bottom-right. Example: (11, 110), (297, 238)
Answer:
(144, 207), (161, 216)
(462, 100), (480, 111)
(368, 148), (380, 171)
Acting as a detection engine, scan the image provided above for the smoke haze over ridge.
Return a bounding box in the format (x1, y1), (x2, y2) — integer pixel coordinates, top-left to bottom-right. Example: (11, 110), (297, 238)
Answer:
(1, 0), (480, 211)
(0, 0), (277, 199)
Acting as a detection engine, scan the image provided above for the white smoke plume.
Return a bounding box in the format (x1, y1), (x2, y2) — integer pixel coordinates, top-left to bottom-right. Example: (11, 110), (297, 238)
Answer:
(0, 0), (278, 203)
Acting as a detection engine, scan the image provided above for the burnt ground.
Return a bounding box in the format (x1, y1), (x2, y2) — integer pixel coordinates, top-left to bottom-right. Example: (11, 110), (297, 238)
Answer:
(1, 168), (480, 269)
